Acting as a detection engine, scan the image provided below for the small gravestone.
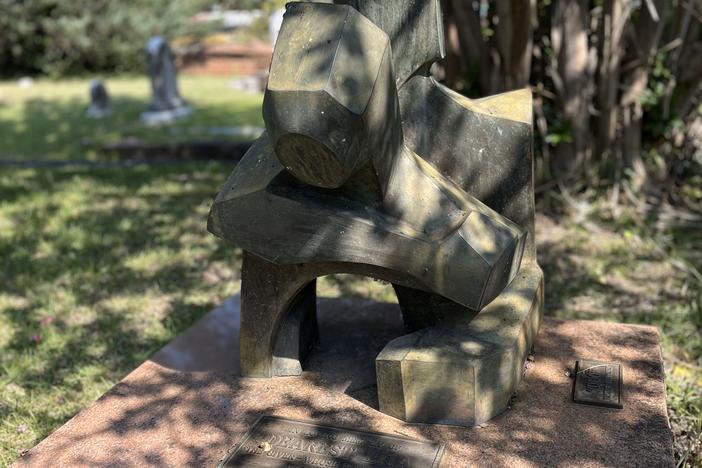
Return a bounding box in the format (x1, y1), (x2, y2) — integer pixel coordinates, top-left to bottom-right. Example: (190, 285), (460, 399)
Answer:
(140, 36), (192, 125)
(86, 79), (111, 118)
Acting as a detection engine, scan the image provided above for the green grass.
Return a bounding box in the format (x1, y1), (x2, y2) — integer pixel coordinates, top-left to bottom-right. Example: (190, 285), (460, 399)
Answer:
(0, 76), (264, 160)
(0, 163), (395, 466)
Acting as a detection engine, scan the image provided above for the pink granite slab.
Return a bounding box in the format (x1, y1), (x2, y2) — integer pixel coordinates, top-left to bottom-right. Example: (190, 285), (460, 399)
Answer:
(14, 296), (673, 467)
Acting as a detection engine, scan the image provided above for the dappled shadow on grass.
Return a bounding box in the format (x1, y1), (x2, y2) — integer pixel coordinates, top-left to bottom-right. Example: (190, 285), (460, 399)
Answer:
(316, 274), (397, 304)
(535, 209), (700, 377)
(536, 212), (688, 323)
(0, 96), (144, 160)
(0, 163), (242, 464)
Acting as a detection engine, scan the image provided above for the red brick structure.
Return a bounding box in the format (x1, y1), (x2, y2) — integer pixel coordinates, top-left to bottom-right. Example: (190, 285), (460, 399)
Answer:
(176, 42), (272, 76)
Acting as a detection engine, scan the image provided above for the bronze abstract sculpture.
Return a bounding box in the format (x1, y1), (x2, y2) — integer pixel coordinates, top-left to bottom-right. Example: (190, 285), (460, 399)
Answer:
(209, 0), (543, 426)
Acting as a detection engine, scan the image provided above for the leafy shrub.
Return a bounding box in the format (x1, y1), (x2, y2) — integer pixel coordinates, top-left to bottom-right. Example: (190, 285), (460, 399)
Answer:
(0, 0), (212, 76)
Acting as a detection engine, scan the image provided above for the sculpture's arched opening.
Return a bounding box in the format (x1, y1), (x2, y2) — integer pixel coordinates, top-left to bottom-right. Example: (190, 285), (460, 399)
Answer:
(317, 274), (398, 305)
(260, 256), (485, 374)
(294, 274), (406, 408)
(267, 272), (483, 409)
(271, 275), (402, 372)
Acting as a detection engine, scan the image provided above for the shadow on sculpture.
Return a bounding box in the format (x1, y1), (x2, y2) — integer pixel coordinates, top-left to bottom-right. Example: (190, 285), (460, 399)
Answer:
(208, 0), (544, 427)
(140, 36), (193, 126)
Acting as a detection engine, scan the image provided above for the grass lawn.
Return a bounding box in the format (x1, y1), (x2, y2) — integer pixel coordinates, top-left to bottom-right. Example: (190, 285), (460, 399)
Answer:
(0, 164), (242, 465)
(0, 76), (263, 160)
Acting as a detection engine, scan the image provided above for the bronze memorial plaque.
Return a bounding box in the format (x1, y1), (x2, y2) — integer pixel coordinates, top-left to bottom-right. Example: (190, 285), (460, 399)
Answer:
(217, 416), (444, 467)
(573, 359), (623, 409)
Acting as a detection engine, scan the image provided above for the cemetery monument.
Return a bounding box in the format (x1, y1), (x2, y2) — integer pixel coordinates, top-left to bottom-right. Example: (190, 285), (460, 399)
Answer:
(209, 0), (543, 426)
(15, 2), (675, 466)
(140, 36), (192, 125)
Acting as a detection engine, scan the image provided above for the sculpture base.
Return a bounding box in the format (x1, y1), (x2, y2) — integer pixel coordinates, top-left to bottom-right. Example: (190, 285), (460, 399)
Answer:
(15, 297), (673, 467)
(378, 263), (543, 426)
(139, 106), (192, 126)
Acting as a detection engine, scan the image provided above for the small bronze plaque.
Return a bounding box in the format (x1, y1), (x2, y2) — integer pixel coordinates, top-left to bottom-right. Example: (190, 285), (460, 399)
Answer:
(573, 360), (623, 409)
(217, 416), (444, 467)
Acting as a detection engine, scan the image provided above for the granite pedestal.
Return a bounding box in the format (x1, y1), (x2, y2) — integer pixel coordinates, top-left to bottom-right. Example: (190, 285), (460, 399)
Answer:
(15, 296), (673, 467)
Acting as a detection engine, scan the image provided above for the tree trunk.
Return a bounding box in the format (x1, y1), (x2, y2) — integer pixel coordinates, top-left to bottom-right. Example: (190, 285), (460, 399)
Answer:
(447, 0), (495, 94)
(619, 0), (669, 184)
(595, 0), (629, 163)
(441, 4), (466, 90)
(550, 0), (591, 179)
(674, 15), (702, 119)
(495, 0), (535, 90)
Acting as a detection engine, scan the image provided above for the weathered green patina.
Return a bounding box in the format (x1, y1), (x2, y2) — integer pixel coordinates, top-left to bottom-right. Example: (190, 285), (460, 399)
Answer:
(208, 0), (543, 426)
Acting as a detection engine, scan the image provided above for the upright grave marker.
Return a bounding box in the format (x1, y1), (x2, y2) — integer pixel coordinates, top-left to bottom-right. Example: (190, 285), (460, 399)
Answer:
(140, 36), (192, 125)
(85, 79), (111, 118)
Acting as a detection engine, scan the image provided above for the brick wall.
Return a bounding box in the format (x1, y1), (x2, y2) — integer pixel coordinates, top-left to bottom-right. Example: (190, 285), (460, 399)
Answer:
(177, 43), (273, 76)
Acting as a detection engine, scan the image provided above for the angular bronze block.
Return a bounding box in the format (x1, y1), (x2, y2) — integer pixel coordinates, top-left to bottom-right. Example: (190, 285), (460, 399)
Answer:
(334, 0), (445, 88)
(377, 263), (543, 426)
(264, 2), (402, 190)
(208, 0), (543, 426)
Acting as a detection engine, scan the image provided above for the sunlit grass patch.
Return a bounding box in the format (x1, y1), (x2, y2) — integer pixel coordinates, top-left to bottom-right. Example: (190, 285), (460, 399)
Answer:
(0, 75), (263, 160)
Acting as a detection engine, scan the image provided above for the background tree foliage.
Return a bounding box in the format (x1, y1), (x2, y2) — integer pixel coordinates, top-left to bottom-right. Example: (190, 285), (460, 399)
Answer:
(0, 0), (211, 76)
(442, 0), (702, 201)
